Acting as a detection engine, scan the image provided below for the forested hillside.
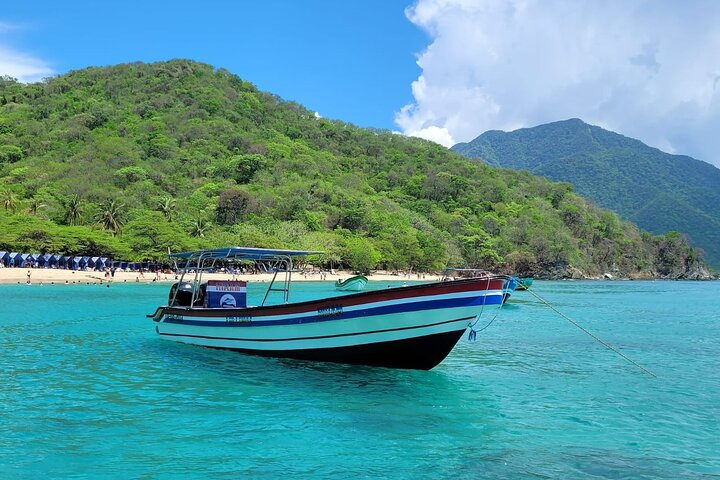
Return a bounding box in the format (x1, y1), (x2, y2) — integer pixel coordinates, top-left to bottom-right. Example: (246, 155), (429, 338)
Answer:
(0, 61), (708, 278)
(452, 118), (720, 268)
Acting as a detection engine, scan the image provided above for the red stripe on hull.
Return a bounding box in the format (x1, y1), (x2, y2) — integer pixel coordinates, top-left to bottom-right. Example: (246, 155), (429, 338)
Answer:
(164, 277), (504, 319)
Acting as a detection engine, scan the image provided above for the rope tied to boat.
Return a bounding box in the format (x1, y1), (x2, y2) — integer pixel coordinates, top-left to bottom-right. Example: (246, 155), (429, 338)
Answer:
(468, 276), (510, 342)
(528, 289), (657, 378)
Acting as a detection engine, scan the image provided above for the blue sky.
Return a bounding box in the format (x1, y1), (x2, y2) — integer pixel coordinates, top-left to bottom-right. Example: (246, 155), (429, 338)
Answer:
(2, 0), (426, 130)
(3, 1), (720, 167)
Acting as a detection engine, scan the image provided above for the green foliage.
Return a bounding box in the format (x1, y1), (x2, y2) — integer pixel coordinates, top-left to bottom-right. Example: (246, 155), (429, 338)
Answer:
(0, 60), (706, 275)
(0, 145), (23, 163)
(340, 236), (381, 274)
(216, 188), (254, 225)
(453, 118), (720, 268)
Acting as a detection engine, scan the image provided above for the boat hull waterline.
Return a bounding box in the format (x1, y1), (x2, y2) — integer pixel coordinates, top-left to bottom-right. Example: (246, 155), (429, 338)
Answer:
(151, 278), (506, 370)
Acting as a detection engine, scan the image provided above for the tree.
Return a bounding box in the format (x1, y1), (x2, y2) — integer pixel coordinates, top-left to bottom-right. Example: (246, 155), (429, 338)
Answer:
(1, 189), (17, 213)
(190, 219), (207, 238)
(63, 195), (83, 226)
(157, 196), (176, 222)
(216, 188), (254, 225)
(27, 198), (47, 216)
(341, 236), (380, 274)
(96, 199), (125, 236)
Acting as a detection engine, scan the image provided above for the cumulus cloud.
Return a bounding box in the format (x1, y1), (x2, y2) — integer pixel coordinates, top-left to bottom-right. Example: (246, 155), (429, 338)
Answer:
(0, 22), (53, 83)
(396, 0), (720, 165)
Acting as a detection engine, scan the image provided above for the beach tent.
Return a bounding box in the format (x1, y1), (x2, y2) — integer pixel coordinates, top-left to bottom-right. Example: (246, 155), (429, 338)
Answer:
(116, 261), (128, 270)
(101, 258), (112, 268)
(59, 256), (71, 269)
(9, 253), (30, 267)
(89, 257), (100, 270)
(36, 254), (51, 268)
(48, 254), (60, 268)
(0, 251), (9, 267)
(71, 256), (82, 270)
(80, 257), (90, 270)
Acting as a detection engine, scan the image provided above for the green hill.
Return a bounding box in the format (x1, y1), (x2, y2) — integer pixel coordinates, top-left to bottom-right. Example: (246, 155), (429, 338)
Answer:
(452, 118), (720, 267)
(0, 61), (708, 278)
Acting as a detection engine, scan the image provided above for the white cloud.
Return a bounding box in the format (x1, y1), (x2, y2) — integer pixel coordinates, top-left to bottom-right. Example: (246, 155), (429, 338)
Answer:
(396, 0), (720, 167)
(0, 22), (53, 83)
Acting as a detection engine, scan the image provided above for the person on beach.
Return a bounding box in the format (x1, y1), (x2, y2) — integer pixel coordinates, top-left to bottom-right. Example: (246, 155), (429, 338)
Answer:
(26, 270), (31, 284)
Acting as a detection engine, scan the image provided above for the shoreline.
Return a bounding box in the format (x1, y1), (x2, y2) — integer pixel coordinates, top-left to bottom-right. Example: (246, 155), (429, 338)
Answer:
(1, 267), (715, 286)
(0, 267), (440, 285)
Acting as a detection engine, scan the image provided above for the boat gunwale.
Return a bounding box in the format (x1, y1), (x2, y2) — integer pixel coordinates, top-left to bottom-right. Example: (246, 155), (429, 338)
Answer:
(155, 276), (508, 320)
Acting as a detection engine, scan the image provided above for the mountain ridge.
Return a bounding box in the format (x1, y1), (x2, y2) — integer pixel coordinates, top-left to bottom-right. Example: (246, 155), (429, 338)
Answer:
(452, 118), (720, 267)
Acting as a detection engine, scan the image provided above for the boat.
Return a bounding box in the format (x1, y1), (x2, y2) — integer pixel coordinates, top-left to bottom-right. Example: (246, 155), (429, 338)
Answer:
(335, 274), (368, 291)
(442, 268), (517, 305)
(514, 277), (534, 291)
(148, 247), (512, 370)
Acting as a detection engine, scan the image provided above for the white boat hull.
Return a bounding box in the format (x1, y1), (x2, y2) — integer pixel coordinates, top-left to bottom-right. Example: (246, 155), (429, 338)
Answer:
(151, 278), (507, 369)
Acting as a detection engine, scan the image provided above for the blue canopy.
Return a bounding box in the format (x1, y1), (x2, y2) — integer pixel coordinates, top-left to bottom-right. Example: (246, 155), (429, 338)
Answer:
(0, 251), (8, 266)
(36, 254), (52, 267)
(72, 256), (83, 269)
(48, 255), (60, 267)
(60, 256), (72, 268)
(170, 247), (323, 261)
(9, 253), (30, 267)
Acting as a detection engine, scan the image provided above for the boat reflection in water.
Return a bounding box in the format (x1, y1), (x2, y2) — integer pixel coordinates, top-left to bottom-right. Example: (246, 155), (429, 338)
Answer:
(148, 248), (511, 370)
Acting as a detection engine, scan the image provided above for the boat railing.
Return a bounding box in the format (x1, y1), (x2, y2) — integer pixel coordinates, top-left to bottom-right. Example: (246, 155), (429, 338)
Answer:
(168, 248), (322, 308)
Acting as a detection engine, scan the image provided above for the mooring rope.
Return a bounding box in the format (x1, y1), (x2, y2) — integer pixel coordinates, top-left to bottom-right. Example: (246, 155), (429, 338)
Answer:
(527, 289), (656, 377)
(468, 276), (509, 342)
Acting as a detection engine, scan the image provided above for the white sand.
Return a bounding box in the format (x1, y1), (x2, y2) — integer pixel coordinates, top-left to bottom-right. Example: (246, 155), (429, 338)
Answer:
(0, 266), (439, 285)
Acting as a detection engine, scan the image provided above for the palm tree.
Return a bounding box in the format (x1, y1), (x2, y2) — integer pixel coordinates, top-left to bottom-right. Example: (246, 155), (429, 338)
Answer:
(1, 189), (17, 213)
(190, 219), (207, 238)
(157, 196), (176, 222)
(63, 194), (83, 225)
(27, 197), (47, 215)
(96, 199), (125, 236)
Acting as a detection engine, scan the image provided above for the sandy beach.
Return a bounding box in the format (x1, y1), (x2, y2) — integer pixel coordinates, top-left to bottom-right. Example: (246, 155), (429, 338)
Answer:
(0, 266), (439, 285)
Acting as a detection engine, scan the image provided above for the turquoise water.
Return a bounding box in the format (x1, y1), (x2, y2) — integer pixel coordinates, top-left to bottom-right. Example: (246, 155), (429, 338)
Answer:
(1, 280), (719, 478)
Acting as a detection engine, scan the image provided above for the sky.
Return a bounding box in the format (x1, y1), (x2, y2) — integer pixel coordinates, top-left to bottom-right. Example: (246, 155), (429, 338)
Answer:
(3, 0), (720, 167)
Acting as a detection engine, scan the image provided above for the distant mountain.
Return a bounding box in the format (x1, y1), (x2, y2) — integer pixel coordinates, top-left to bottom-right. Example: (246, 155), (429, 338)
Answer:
(452, 119), (720, 267)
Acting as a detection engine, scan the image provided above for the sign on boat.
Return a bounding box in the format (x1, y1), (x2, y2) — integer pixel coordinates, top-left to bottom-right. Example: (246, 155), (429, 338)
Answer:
(148, 247), (512, 370)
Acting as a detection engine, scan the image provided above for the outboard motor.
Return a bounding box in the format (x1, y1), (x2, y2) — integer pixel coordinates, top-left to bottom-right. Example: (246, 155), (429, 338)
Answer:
(169, 282), (195, 306)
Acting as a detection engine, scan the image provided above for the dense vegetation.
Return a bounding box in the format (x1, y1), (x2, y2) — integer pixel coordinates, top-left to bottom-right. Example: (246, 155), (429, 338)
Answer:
(0, 61), (707, 277)
(453, 118), (720, 268)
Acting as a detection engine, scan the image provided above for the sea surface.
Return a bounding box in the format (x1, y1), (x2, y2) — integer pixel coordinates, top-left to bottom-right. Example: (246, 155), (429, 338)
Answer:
(1, 280), (719, 479)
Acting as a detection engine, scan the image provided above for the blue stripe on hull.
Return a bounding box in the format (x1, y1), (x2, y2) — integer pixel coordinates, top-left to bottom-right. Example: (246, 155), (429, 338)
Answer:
(162, 294), (501, 328)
